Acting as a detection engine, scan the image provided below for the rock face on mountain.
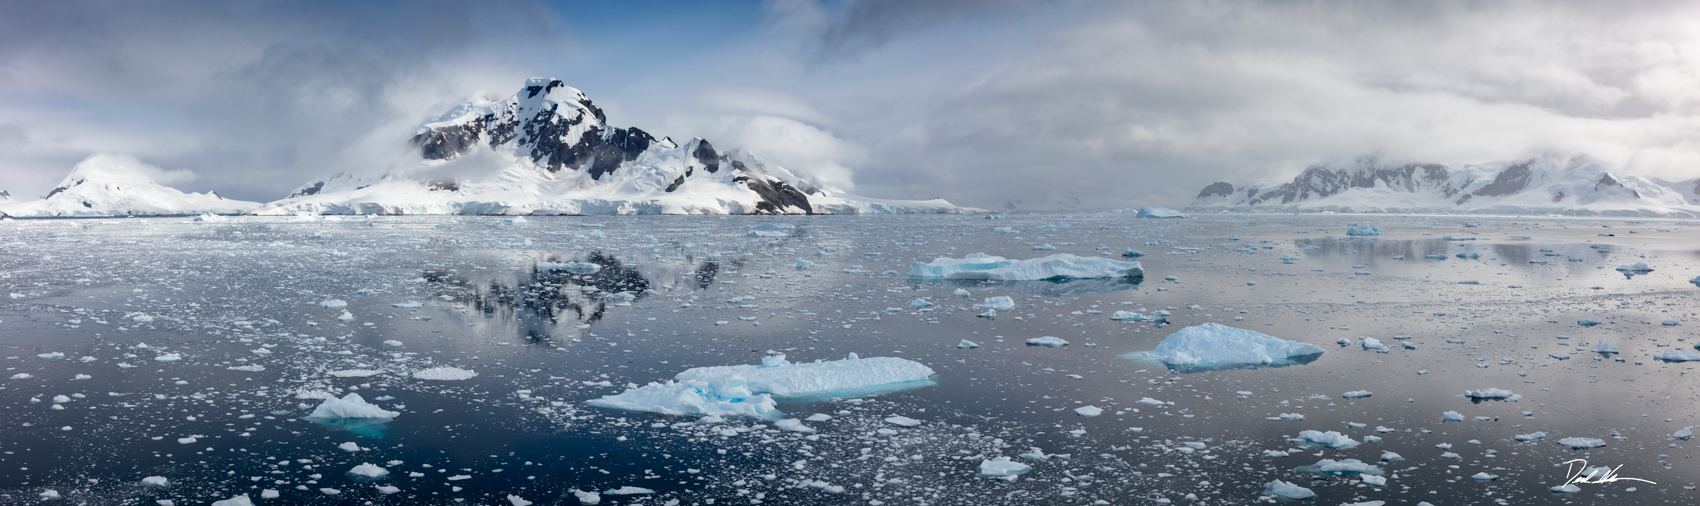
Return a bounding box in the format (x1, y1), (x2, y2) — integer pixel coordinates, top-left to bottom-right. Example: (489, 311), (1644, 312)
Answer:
(0, 155), (260, 218)
(261, 78), (962, 216)
(1188, 153), (1700, 217)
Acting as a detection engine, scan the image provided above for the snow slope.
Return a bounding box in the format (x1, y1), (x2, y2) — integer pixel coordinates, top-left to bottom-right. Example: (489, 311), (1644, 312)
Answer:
(1188, 153), (1700, 216)
(0, 155), (260, 218)
(261, 78), (964, 216)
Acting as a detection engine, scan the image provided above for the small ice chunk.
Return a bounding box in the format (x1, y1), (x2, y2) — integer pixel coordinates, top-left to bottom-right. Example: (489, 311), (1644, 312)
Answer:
(306, 393), (399, 420)
(1655, 350), (1700, 362)
(1298, 430), (1360, 450)
(1558, 437), (1606, 449)
(603, 486), (654, 495)
(909, 298), (932, 308)
(884, 416), (922, 427)
(953, 288), (971, 297)
(1361, 474), (1387, 486)
(975, 296), (1015, 310)
(572, 489), (602, 505)
(977, 456), (1032, 477)
(792, 259), (815, 270)
(1026, 336), (1069, 347)
(141, 476), (169, 487)
(319, 299), (347, 309)
(1514, 432), (1546, 441)
(1465, 388), (1514, 399)
(805, 413), (832, 422)
(154, 353), (181, 362)
(507, 495), (533, 506)
(347, 463), (389, 478)
(1673, 427), (1694, 440)
(1345, 226), (1383, 236)
(774, 419), (815, 433)
(211, 495), (254, 506)
(1342, 390), (1372, 399)
(338, 442), (362, 452)
(1134, 206), (1188, 218)
(1074, 405), (1102, 417)
(1262, 479), (1315, 500)
(1360, 338), (1388, 353)
(1440, 411), (1464, 422)
(1552, 483), (1582, 493)
(1471, 472), (1498, 481)
(958, 340), (979, 348)
(413, 366), (478, 380)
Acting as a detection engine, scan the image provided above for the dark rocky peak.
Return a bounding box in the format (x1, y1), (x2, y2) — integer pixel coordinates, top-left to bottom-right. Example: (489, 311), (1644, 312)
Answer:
(1196, 182), (1235, 199)
(1471, 161), (1533, 197)
(691, 139), (720, 174)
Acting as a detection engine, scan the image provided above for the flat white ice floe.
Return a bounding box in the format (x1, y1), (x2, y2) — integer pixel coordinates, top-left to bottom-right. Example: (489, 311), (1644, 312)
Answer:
(1297, 458), (1384, 476)
(211, 494), (255, 506)
(907, 253), (1143, 281)
(306, 393), (400, 420)
(978, 456), (1032, 478)
(1026, 336), (1069, 347)
(413, 366), (478, 380)
(1558, 437), (1606, 449)
(1074, 405), (1102, 417)
(1464, 388), (1514, 399)
(590, 354), (936, 417)
(1134, 206), (1188, 218)
(1140, 323), (1324, 371)
(1655, 350), (1700, 362)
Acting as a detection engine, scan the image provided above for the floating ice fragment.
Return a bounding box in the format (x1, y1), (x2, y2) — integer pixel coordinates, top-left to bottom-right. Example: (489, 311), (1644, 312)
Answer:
(958, 340), (979, 349)
(154, 353), (181, 362)
(210, 494), (254, 506)
(884, 416), (922, 427)
(1134, 206), (1188, 218)
(604, 486), (654, 495)
(1465, 388), (1514, 399)
(1655, 350), (1700, 362)
(977, 456), (1031, 477)
(507, 495), (532, 506)
(1552, 484), (1582, 493)
(1345, 226), (1382, 236)
(319, 299), (347, 309)
(391, 301), (422, 309)
(37, 352), (64, 359)
(141, 476), (169, 487)
(1558, 437), (1606, 449)
(1109, 310), (1145, 321)
(953, 288), (971, 297)
(1026, 336), (1069, 347)
(307, 393), (399, 420)
(1514, 432), (1546, 441)
(413, 366), (478, 380)
(538, 262), (600, 274)
(793, 259), (815, 270)
(909, 298), (932, 308)
(1673, 427), (1693, 440)
(383, 340), (403, 347)
(1471, 472), (1498, 481)
(347, 463), (389, 479)
(774, 419), (815, 433)
(1298, 430), (1360, 450)
(1143, 323), (1323, 371)
(1440, 411), (1464, 422)
(1123, 248), (1144, 257)
(908, 253), (1143, 281)
(1297, 458), (1383, 476)
(1261, 480), (1315, 500)
(572, 489), (601, 505)
(1074, 406), (1102, 417)
(1360, 338), (1388, 353)
(975, 296), (1015, 310)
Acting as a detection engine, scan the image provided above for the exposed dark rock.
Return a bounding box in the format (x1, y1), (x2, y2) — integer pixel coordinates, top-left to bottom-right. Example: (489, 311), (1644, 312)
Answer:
(411, 117), (486, 160)
(1470, 161), (1532, 197)
(1196, 182), (1235, 199)
(692, 140), (720, 174)
(1243, 161), (1454, 205)
(665, 176), (686, 193)
(289, 181), (326, 198)
(427, 180), (459, 192)
(736, 173), (813, 215)
(44, 184), (73, 199)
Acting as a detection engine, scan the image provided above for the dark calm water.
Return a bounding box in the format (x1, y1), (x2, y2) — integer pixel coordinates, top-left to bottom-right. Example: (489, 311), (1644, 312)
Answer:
(1, 213), (1697, 505)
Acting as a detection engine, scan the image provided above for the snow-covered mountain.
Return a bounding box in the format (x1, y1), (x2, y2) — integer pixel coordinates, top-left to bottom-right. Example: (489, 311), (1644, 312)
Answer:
(0, 155), (260, 218)
(259, 78), (963, 216)
(1187, 153), (1700, 216)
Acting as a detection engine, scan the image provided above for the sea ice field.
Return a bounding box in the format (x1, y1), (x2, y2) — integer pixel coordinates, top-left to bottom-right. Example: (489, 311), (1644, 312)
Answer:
(1, 213), (1698, 505)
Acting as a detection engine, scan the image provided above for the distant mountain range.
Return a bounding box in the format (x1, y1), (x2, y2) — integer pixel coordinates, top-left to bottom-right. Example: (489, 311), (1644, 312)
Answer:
(0, 78), (966, 218)
(1187, 153), (1700, 217)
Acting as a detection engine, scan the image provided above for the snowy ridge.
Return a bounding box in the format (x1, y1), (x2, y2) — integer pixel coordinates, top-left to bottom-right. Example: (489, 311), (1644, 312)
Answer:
(0, 155), (260, 218)
(1188, 152), (1700, 216)
(260, 78), (965, 216)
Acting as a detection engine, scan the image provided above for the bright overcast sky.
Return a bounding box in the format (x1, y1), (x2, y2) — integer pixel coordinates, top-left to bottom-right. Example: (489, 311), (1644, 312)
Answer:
(4, 0), (1700, 209)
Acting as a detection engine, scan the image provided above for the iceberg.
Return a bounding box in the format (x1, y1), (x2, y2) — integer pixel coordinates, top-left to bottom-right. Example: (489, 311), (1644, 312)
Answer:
(591, 354), (937, 417)
(1262, 480), (1315, 500)
(305, 393), (399, 420)
(586, 375), (778, 418)
(1139, 323), (1324, 372)
(1464, 388), (1514, 399)
(347, 463), (389, 479)
(907, 253), (1143, 281)
(413, 366), (478, 380)
(977, 456), (1031, 477)
(1656, 349), (1700, 362)
(1296, 458), (1384, 476)
(1026, 336), (1069, 347)
(974, 296), (1015, 310)
(1345, 226), (1383, 236)
(1135, 206), (1189, 218)
(1558, 437), (1606, 449)
(1298, 430), (1361, 450)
